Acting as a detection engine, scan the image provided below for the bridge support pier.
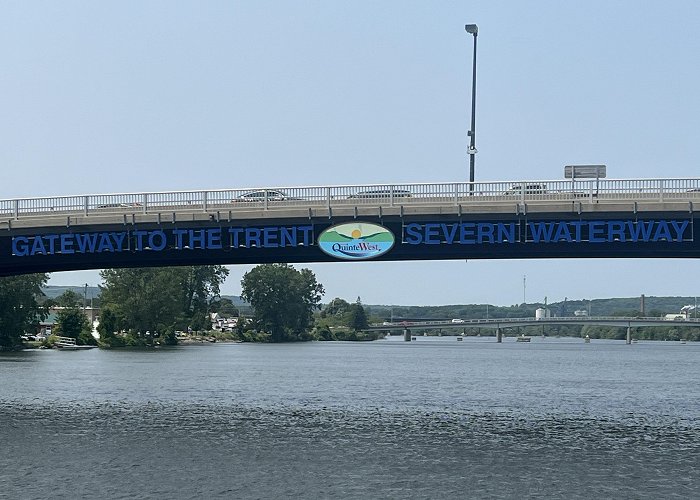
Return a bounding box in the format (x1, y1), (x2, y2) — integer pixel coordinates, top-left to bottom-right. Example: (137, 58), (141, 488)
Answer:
(496, 327), (502, 343)
(626, 326), (632, 345)
(403, 328), (411, 342)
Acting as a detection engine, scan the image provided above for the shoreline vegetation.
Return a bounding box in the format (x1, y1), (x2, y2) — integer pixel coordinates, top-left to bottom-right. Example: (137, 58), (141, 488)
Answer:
(16, 330), (698, 352)
(93, 326), (385, 348)
(2, 265), (700, 351)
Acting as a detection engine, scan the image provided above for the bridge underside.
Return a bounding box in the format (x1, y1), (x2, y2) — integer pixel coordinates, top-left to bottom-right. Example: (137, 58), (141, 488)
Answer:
(1, 206), (698, 276)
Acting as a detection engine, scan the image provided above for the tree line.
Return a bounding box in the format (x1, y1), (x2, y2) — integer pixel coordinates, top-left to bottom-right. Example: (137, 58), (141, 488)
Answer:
(0, 264), (377, 350)
(3, 266), (697, 350)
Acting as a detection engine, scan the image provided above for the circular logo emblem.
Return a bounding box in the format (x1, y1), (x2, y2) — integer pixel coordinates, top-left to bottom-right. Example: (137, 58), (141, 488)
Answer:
(318, 222), (395, 260)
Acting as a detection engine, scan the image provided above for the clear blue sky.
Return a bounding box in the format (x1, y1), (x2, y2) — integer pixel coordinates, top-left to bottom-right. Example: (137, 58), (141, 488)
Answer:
(2, 1), (699, 306)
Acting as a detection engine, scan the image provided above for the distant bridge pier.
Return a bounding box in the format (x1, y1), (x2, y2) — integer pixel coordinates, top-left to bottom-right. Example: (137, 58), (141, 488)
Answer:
(404, 328), (411, 342)
(626, 326), (632, 345)
(496, 327), (502, 343)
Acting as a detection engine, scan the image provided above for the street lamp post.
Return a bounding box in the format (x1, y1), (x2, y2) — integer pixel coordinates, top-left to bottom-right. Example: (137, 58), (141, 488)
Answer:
(465, 24), (478, 193)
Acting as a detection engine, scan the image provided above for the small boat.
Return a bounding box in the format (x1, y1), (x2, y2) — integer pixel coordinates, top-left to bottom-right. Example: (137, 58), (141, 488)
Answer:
(584, 335), (591, 343)
(516, 335), (531, 343)
(457, 337), (463, 341)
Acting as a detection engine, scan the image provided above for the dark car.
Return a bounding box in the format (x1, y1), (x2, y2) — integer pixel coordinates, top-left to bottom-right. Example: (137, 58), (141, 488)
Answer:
(347, 189), (412, 199)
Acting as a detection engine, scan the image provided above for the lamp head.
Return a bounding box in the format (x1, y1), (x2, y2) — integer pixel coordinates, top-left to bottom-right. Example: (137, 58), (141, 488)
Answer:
(465, 24), (478, 35)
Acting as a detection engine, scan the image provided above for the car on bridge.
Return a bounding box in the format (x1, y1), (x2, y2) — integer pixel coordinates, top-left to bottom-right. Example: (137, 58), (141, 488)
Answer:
(503, 184), (547, 195)
(96, 202), (142, 209)
(347, 189), (412, 199)
(233, 190), (302, 203)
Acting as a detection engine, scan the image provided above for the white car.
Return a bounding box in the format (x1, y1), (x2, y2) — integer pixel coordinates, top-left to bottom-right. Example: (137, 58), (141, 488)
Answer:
(451, 318), (465, 324)
(233, 190), (302, 203)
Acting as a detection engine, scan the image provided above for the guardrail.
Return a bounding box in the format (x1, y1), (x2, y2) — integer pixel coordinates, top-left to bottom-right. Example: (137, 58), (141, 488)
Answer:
(372, 316), (700, 326)
(1, 178), (699, 220)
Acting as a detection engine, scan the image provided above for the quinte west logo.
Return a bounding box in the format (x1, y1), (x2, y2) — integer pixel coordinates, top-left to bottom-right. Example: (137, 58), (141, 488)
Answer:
(318, 222), (395, 260)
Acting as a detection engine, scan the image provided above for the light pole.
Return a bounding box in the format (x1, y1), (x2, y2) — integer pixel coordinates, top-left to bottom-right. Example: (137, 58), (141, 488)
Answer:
(465, 24), (478, 193)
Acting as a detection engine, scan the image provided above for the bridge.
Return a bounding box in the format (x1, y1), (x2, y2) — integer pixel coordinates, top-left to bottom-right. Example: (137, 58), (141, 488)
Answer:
(1, 177), (699, 276)
(368, 315), (700, 344)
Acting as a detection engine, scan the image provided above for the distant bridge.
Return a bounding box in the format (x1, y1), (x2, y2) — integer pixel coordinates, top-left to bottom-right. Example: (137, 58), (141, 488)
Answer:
(368, 315), (700, 344)
(368, 316), (700, 330)
(1, 177), (699, 276)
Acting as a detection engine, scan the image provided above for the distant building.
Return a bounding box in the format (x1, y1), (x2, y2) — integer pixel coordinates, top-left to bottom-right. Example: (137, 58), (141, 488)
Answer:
(38, 306), (101, 337)
(210, 313), (238, 332)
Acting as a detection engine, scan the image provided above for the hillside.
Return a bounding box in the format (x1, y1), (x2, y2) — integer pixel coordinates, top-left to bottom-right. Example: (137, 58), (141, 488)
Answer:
(42, 285), (101, 300)
(42, 286), (696, 320)
(364, 296), (697, 321)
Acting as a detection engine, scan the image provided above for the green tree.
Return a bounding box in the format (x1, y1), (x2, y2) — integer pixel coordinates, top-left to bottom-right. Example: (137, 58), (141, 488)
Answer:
(55, 289), (82, 308)
(100, 266), (228, 341)
(241, 264), (324, 342)
(209, 297), (239, 317)
(346, 296), (369, 331)
(56, 307), (95, 345)
(181, 266), (230, 321)
(100, 267), (182, 336)
(321, 298), (350, 318)
(96, 306), (121, 345)
(0, 274), (49, 349)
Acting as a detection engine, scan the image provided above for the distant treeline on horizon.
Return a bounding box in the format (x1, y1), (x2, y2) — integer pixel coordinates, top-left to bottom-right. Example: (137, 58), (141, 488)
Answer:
(41, 286), (695, 319)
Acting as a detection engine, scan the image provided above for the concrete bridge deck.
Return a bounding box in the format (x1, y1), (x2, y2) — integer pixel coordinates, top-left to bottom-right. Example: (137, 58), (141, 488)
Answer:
(2, 178), (699, 277)
(2, 178), (699, 230)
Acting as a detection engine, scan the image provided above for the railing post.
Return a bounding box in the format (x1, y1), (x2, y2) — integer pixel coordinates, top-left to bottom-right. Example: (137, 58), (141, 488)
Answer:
(203, 191), (208, 212)
(142, 193), (148, 214)
(390, 186), (394, 207)
(326, 187), (331, 210)
(84, 196), (89, 216)
(264, 190), (268, 210)
(13, 199), (19, 220)
(659, 179), (664, 202)
(520, 182), (526, 205)
(589, 180), (594, 203)
(454, 183), (459, 204)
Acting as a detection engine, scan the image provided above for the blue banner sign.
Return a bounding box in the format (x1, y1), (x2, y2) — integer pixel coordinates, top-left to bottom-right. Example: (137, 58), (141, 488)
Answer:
(12, 225), (314, 257)
(9, 219), (693, 258)
(403, 220), (692, 245)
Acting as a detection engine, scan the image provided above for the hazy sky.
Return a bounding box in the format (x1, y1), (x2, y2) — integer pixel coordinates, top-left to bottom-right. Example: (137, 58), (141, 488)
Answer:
(3, 1), (700, 305)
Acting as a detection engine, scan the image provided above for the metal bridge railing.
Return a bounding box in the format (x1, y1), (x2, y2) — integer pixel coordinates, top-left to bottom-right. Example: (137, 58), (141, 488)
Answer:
(371, 316), (700, 326)
(2, 178), (700, 220)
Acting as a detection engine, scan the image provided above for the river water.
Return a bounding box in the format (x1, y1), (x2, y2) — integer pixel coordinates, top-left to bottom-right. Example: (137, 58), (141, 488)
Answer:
(1, 336), (698, 499)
